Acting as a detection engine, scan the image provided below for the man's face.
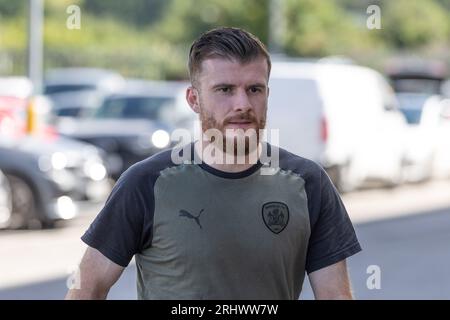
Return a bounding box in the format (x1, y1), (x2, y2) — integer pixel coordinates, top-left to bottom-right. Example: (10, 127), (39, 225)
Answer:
(187, 56), (269, 155)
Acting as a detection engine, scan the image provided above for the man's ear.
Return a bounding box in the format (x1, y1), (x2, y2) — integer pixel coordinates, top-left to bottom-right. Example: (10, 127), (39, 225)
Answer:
(186, 86), (200, 114)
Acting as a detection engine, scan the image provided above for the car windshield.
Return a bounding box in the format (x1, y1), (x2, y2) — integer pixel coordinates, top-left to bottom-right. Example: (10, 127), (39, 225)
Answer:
(399, 109), (423, 124)
(56, 107), (83, 117)
(393, 79), (442, 95)
(44, 84), (96, 95)
(397, 94), (430, 124)
(94, 96), (174, 120)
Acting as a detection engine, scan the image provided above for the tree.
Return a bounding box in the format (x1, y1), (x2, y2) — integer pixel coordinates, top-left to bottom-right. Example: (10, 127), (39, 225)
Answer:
(0, 0), (26, 16)
(282, 0), (378, 57)
(382, 0), (449, 49)
(154, 0), (269, 46)
(82, 0), (170, 27)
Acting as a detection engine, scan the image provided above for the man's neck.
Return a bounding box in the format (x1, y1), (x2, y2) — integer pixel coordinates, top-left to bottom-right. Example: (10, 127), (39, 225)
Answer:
(194, 140), (262, 173)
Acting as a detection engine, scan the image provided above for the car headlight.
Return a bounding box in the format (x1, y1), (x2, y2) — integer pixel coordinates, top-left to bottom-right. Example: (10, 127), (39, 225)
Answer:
(51, 152), (68, 170)
(55, 196), (77, 220)
(38, 153), (76, 191)
(83, 161), (107, 181)
(151, 130), (170, 149)
(39, 152), (68, 172)
(50, 169), (77, 192)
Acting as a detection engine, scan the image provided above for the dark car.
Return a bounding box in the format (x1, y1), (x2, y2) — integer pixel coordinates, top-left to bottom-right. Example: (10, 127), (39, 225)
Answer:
(0, 135), (111, 229)
(58, 80), (195, 180)
(48, 89), (105, 120)
(0, 140), (76, 229)
(44, 68), (125, 124)
(0, 76), (111, 229)
(386, 58), (448, 96)
(0, 92), (111, 205)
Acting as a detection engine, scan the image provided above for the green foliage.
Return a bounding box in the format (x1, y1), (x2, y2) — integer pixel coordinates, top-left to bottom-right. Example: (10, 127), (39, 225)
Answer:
(0, 0), (26, 16)
(81, 0), (169, 27)
(284, 0), (364, 56)
(0, 0), (449, 78)
(382, 0), (449, 49)
(155, 0), (269, 44)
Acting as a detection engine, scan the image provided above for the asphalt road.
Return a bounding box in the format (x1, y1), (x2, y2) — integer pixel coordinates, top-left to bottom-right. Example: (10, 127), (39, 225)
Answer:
(1, 180), (450, 299)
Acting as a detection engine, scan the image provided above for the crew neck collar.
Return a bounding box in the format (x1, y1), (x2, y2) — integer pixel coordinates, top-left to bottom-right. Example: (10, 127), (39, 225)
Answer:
(190, 141), (270, 179)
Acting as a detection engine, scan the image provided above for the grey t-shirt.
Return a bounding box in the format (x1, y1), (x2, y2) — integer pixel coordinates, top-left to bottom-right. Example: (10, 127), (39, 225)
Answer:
(81, 142), (361, 299)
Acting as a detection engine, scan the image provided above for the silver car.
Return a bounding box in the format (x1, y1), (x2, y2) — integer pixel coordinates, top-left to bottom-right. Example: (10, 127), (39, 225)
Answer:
(0, 136), (111, 229)
(44, 68), (125, 95)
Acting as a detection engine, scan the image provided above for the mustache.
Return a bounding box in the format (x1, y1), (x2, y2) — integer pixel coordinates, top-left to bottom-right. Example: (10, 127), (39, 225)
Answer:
(224, 113), (257, 124)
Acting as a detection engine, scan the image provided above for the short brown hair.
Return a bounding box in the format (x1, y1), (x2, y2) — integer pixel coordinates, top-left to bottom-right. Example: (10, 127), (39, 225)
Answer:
(188, 27), (271, 85)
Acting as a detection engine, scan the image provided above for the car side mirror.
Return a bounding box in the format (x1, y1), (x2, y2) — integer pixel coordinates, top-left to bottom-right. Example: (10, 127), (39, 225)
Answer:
(384, 104), (395, 112)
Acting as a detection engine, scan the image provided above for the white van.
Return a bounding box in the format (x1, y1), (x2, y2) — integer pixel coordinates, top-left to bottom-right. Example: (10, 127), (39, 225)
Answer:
(266, 61), (407, 192)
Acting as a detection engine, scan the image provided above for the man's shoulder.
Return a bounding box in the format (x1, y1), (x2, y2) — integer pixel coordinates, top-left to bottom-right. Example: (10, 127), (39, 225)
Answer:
(118, 145), (185, 184)
(274, 145), (324, 181)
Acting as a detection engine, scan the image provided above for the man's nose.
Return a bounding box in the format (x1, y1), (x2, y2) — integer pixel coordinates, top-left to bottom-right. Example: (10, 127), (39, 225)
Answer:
(233, 89), (252, 112)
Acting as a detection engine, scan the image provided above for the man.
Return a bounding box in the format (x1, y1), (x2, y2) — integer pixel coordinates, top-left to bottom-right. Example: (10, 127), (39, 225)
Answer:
(66, 27), (361, 300)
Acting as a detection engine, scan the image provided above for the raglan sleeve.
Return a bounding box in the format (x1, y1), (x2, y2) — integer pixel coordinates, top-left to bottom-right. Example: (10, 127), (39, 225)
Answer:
(81, 167), (154, 267)
(305, 167), (362, 274)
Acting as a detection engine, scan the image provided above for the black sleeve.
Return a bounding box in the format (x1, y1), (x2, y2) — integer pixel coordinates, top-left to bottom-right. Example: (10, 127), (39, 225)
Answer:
(305, 167), (362, 274)
(81, 167), (155, 267)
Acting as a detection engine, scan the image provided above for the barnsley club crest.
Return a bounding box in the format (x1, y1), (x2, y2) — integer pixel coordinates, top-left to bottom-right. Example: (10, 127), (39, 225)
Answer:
(262, 202), (289, 234)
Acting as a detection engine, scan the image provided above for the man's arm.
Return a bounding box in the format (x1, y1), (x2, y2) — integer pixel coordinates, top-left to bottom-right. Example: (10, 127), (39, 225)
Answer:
(65, 246), (125, 300)
(308, 260), (354, 300)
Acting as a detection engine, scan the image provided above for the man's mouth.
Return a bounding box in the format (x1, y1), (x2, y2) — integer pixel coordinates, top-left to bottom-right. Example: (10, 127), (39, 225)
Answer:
(227, 119), (254, 124)
(228, 121), (252, 124)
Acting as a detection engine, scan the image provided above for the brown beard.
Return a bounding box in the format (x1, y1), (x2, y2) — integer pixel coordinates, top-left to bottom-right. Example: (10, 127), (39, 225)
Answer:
(199, 105), (266, 157)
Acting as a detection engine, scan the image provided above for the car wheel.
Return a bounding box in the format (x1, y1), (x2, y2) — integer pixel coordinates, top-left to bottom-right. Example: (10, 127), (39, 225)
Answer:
(5, 174), (42, 229)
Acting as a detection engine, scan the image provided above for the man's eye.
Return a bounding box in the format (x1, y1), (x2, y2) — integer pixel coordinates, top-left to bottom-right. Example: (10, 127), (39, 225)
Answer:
(250, 87), (262, 93)
(219, 87), (231, 93)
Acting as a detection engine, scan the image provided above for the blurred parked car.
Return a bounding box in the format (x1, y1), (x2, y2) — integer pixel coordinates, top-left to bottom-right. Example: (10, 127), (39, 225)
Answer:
(388, 60), (450, 182)
(396, 93), (443, 182)
(47, 89), (105, 121)
(44, 68), (125, 124)
(387, 59), (447, 96)
(442, 79), (450, 98)
(431, 99), (450, 179)
(57, 80), (194, 180)
(0, 169), (12, 229)
(0, 135), (111, 229)
(44, 68), (125, 95)
(0, 95), (112, 206)
(0, 76), (112, 229)
(267, 60), (408, 192)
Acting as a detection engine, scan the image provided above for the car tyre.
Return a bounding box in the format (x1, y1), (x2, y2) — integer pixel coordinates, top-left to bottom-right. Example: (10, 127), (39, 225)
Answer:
(5, 174), (54, 229)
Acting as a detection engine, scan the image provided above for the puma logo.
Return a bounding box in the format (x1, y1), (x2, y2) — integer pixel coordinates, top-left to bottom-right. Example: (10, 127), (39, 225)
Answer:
(179, 209), (204, 229)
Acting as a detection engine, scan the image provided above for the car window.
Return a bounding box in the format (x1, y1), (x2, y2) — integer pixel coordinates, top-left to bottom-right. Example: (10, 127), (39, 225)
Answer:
(399, 109), (423, 124)
(94, 96), (174, 120)
(56, 107), (82, 117)
(44, 84), (96, 95)
(393, 79), (442, 95)
(397, 94), (430, 124)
